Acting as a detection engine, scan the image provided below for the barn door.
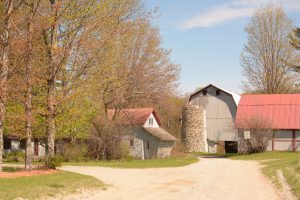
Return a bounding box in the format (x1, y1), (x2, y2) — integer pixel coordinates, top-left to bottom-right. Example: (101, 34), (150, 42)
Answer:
(143, 140), (150, 159)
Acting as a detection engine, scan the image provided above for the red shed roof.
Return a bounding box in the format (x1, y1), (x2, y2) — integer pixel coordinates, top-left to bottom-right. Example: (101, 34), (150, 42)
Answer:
(235, 94), (300, 130)
(107, 108), (162, 126)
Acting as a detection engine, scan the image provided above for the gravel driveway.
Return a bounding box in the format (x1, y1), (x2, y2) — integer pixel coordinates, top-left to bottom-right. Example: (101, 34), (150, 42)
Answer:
(60, 158), (280, 200)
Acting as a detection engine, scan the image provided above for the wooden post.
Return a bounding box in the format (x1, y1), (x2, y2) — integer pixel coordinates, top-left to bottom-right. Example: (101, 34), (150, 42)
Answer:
(272, 131), (274, 151)
(292, 130), (296, 152)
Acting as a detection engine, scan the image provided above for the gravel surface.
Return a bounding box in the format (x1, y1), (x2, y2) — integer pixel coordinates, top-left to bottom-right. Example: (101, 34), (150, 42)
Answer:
(59, 158), (281, 200)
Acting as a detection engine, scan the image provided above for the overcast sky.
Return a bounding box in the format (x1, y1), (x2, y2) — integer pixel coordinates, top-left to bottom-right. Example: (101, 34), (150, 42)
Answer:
(146, 0), (300, 95)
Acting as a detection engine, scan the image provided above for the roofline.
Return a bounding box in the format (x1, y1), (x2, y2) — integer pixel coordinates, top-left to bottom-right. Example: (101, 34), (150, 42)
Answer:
(235, 126), (300, 130)
(108, 108), (163, 126)
(150, 110), (163, 126)
(187, 84), (239, 106)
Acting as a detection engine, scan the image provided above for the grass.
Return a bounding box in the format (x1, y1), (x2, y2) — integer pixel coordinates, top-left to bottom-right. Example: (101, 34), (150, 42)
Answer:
(63, 156), (199, 168)
(0, 171), (104, 200)
(230, 152), (300, 198)
(193, 152), (237, 157)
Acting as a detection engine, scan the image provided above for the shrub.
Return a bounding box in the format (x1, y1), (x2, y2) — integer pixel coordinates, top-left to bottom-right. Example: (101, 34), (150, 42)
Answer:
(3, 151), (25, 162)
(46, 155), (63, 169)
(87, 119), (130, 160)
(171, 142), (189, 158)
(238, 117), (272, 154)
(59, 141), (88, 162)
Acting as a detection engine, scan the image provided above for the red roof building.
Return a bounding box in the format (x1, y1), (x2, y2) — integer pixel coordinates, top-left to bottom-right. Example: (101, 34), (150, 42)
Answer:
(107, 108), (176, 159)
(107, 108), (162, 126)
(235, 94), (300, 130)
(235, 94), (300, 151)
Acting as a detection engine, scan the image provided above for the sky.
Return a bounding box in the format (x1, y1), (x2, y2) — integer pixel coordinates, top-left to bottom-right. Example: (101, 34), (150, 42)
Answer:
(146, 0), (300, 95)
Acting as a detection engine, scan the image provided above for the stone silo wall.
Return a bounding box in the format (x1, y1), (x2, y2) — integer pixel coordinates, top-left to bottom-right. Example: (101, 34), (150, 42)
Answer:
(181, 105), (205, 152)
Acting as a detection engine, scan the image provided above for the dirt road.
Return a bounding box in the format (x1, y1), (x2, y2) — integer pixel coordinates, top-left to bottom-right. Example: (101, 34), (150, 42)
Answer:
(60, 158), (280, 200)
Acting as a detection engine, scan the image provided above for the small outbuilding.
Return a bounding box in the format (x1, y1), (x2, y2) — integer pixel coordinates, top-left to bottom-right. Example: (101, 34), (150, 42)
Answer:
(108, 108), (177, 159)
(3, 135), (45, 157)
(235, 94), (300, 151)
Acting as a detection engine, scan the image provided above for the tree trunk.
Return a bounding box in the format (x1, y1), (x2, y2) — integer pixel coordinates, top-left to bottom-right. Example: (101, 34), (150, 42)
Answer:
(45, 0), (58, 160)
(46, 79), (56, 157)
(0, 0), (14, 172)
(24, 12), (34, 170)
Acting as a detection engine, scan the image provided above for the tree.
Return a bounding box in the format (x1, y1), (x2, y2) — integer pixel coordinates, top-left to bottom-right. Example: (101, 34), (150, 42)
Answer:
(0, 0), (180, 167)
(88, 19), (180, 114)
(88, 118), (129, 160)
(241, 6), (297, 94)
(40, 0), (99, 158)
(289, 28), (300, 73)
(237, 117), (272, 154)
(0, 0), (16, 172)
(23, 0), (41, 170)
(290, 28), (300, 50)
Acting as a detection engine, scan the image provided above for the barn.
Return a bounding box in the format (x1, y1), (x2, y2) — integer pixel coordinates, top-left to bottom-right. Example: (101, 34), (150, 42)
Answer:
(185, 84), (240, 153)
(235, 94), (300, 151)
(108, 108), (177, 159)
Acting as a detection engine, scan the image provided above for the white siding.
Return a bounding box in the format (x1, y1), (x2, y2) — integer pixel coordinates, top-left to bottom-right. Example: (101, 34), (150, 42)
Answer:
(11, 140), (20, 151)
(143, 113), (159, 128)
(38, 141), (46, 157)
(123, 134), (144, 159)
(266, 140), (273, 151)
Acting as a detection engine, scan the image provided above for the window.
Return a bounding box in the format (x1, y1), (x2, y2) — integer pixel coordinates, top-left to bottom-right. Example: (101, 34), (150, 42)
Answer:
(216, 89), (221, 96)
(147, 141), (150, 149)
(244, 131), (251, 139)
(130, 139), (134, 147)
(20, 139), (26, 149)
(203, 90), (207, 96)
(4, 138), (11, 150)
(149, 118), (153, 125)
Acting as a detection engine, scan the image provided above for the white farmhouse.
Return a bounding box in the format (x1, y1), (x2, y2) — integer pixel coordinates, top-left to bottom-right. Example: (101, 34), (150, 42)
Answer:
(108, 108), (177, 159)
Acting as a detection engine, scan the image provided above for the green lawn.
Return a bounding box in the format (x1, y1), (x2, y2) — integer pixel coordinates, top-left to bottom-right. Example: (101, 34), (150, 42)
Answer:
(231, 152), (300, 198)
(0, 171), (104, 200)
(193, 152), (237, 157)
(63, 156), (199, 168)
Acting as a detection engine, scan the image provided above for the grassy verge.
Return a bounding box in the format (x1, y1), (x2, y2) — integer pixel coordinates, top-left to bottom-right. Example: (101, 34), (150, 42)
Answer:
(63, 156), (199, 168)
(231, 152), (300, 198)
(0, 171), (104, 200)
(193, 152), (237, 157)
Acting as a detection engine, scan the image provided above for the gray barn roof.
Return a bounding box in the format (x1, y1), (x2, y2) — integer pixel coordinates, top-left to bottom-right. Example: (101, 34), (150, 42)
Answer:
(144, 127), (177, 141)
(189, 84), (241, 106)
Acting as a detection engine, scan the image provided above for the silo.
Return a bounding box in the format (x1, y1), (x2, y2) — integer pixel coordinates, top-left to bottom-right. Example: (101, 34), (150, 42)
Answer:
(181, 105), (206, 152)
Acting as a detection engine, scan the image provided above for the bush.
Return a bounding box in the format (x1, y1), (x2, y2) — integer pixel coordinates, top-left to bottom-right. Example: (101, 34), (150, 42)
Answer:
(46, 155), (63, 169)
(238, 118), (272, 154)
(87, 119), (130, 160)
(59, 141), (88, 162)
(3, 151), (25, 162)
(171, 142), (189, 158)
(118, 143), (131, 160)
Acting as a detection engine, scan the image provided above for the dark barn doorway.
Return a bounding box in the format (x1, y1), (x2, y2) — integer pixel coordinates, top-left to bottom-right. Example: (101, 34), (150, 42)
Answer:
(225, 141), (238, 153)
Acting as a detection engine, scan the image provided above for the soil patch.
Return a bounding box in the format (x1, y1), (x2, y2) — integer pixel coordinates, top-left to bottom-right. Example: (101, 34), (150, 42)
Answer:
(0, 169), (59, 178)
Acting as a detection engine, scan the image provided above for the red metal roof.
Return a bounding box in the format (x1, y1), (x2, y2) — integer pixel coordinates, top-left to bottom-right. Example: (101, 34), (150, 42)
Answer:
(107, 108), (162, 126)
(235, 94), (300, 130)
